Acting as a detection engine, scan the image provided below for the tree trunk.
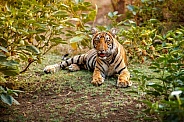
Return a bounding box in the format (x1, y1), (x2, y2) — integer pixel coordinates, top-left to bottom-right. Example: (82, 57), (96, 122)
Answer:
(111, 0), (126, 21)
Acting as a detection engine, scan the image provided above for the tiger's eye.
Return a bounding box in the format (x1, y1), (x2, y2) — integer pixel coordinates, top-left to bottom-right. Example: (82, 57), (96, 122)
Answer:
(95, 36), (100, 41)
(105, 35), (110, 41)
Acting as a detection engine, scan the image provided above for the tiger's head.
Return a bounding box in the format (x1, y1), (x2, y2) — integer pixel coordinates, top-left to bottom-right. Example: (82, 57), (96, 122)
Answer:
(92, 28), (117, 60)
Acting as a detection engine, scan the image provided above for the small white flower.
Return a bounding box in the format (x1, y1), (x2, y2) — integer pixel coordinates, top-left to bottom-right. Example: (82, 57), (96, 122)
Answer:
(171, 91), (182, 96)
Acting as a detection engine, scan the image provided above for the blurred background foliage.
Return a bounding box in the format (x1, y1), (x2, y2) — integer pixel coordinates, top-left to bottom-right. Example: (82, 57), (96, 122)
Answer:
(0, 0), (183, 121)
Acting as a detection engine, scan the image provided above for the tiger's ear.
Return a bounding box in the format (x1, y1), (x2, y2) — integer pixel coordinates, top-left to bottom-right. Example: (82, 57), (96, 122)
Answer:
(109, 28), (117, 37)
(91, 27), (98, 35)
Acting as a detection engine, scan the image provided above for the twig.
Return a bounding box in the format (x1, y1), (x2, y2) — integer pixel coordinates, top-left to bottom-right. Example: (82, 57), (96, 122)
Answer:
(59, 91), (72, 97)
(20, 60), (35, 74)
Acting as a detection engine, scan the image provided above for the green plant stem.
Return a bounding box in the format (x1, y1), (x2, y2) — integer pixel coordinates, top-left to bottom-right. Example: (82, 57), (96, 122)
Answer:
(162, 69), (168, 96)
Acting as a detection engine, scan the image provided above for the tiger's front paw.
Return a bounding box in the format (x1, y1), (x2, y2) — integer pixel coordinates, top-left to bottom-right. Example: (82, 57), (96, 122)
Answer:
(91, 76), (104, 86)
(117, 77), (132, 88)
(43, 64), (59, 74)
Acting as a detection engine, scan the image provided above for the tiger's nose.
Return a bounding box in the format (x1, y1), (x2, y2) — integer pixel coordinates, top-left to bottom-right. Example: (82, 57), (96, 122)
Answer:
(99, 46), (105, 52)
(99, 49), (104, 52)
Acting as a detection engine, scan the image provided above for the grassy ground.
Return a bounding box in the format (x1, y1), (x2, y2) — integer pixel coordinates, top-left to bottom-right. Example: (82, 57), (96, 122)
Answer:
(0, 53), (156, 122)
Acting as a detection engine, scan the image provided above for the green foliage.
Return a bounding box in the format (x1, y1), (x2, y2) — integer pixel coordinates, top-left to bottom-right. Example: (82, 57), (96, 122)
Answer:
(0, 0), (96, 106)
(127, 0), (164, 25)
(131, 27), (184, 121)
(118, 1), (184, 121)
(116, 19), (160, 63)
(127, 0), (184, 25)
(0, 86), (23, 106)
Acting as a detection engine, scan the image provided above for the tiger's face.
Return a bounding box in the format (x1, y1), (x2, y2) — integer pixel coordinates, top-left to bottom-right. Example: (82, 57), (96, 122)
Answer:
(92, 28), (117, 60)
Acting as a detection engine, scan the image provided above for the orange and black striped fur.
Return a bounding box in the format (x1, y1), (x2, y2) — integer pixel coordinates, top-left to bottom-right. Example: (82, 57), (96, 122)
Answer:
(44, 28), (132, 87)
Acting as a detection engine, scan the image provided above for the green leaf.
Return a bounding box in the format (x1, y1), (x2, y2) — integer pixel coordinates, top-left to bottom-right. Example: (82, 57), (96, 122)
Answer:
(149, 19), (158, 23)
(0, 60), (19, 67)
(69, 36), (85, 43)
(60, 4), (69, 9)
(36, 29), (47, 33)
(86, 10), (96, 21)
(0, 86), (6, 93)
(17, 29), (29, 35)
(149, 62), (160, 69)
(0, 66), (19, 76)
(52, 10), (68, 18)
(1, 94), (13, 106)
(127, 90), (138, 94)
(127, 5), (135, 12)
(0, 76), (6, 82)
(146, 91), (161, 97)
(26, 45), (40, 54)
(0, 46), (8, 52)
(50, 37), (67, 44)
(65, 22), (75, 27)
(146, 83), (163, 92)
(132, 11), (136, 15)
(113, 11), (118, 15)
(12, 97), (20, 105)
(35, 35), (42, 41)
(0, 54), (7, 62)
(108, 12), (114, 18)
(141, 100), (153, 107)
(156, 35), (164, 40)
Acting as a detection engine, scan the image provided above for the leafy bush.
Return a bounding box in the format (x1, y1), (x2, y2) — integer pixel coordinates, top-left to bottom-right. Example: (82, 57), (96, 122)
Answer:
(113, 19), (163, 63)
(132, 27), (184, 121)
(0, 86), (23, 106)
(0, 0), (96, 105)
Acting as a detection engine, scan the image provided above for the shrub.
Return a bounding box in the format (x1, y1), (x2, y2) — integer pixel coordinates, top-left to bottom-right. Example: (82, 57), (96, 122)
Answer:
(0, 86), (23, 106)
(0, 0), (96, 105)
(132, 27), (184, 121)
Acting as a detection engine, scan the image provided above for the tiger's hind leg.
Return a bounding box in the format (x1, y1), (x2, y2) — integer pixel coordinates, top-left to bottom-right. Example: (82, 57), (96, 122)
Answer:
(117, 68), (132, 88)
(68, 64), (80, 71)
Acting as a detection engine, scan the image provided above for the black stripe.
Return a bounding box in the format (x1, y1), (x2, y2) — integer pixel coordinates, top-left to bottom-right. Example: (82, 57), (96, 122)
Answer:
(88, 52), (96, 62)
(77, 55), (81, 64)
(114, 54), (120, 64)
(110, 53), (117, 64)
(101, 59), (107, 66)
(71, 58), (74, 64)
(97, 58), (104, 65)
(110, 42), (113, 50)
(91, 57), (96, 69)
(65, 60), (69, 65)
(115, 59), (122, 70)
(97, 61), (105, 73)
(96, 66), (105, 74)
(60, 63), (64, 69)
(87, 54), (96, 70)
(110, 48), (118, 64)
(117, 66), (126, 74)
(81, 55), (85, 64)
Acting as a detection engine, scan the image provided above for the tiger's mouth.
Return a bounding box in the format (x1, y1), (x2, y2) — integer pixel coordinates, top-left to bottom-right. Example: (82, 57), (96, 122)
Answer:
(98, 53), (107, 57)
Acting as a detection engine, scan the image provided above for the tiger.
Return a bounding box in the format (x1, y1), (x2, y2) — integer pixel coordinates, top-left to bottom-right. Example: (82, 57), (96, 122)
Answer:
(43, 28), (132, 88)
